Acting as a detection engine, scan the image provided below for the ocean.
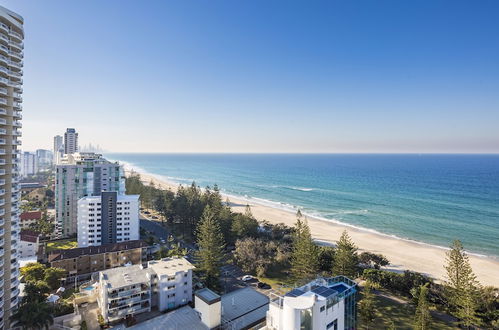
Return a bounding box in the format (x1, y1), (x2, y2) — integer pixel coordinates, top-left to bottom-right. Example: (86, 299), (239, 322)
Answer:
(106, 153), (499, 258)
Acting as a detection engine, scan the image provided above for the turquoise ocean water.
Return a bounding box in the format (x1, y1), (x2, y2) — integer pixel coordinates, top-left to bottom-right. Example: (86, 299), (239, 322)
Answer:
(107, 153), (499, 258)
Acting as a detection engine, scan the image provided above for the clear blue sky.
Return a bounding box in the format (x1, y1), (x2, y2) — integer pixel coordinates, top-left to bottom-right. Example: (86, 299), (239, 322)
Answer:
(3, 0), (499, 153)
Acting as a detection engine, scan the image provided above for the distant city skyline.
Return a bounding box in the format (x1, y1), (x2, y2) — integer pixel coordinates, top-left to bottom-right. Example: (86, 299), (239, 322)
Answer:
(3, 0), (499, 153)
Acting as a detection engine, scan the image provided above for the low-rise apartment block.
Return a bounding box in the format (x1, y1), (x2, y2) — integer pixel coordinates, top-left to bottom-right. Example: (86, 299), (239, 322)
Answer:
(20, 210), (42, 229)
(48, 240), (147, 280)
(19, 229), (40, 258)
(97, 257), (195, 323)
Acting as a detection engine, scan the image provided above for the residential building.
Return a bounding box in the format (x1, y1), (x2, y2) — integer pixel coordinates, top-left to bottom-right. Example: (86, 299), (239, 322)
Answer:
(35, 148), (52, 170)
(20, 210), (42, 229)
(20, 151), (36, 177)
(77, 192), (139, 247)
(195, 287), (269, 330)
(53, 135), (63, 163)
(55, 152), (125, 237)
(97, 257), (195, 323)
(64, 128), (78, 154)
(266, 276), (357, 330)
(0, 4), (24, 328)
(47, 240), (148, 281)
(127, 305), (208, 330)
(19, 229), (40, 258)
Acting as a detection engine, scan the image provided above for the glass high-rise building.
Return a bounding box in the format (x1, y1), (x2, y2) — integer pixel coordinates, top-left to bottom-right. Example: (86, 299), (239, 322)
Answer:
(0, 4), (23, 329)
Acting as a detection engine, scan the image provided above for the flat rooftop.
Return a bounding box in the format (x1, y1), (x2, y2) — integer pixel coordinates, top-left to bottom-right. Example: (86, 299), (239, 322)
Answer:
(195, 288), (221, 305)
(147, 257), (195, 277)
(127, 306), (208, 330)
(100, 264), (152, 289)
(221, 287), (269, 328)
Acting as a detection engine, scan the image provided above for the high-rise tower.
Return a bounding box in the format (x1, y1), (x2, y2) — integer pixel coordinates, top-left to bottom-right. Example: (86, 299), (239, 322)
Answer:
(64, 128), (78, 154)
(0, 5), (23, 329)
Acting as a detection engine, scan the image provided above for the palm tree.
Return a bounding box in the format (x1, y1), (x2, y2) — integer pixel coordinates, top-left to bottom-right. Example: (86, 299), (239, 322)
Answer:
(12, 301), (54, 330)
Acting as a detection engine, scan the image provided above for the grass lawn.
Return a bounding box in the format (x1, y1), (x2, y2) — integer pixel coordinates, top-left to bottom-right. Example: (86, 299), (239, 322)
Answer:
(46, 239), (78, 252)
(358, 293), (458, 329)
(257, 263), (296, 294)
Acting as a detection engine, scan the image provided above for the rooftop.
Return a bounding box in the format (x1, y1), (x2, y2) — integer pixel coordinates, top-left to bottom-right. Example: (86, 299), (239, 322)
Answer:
(48, 240), (147, 262)
(195, 288), (221, 305)
(100, 264), (153, 289)
(221, 287), (269, 328)
(20, 229), (40, 243)
(20, 211), (42, 221)
(127, 306), (208, 330)
(147, 257), (195, 277)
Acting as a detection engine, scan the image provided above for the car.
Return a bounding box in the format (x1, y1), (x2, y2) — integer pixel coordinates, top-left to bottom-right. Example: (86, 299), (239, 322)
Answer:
(241, 275), (253, 282)
(257, 282), (271, 289)
(160, 239), (166, 244)
(152, 216), (159, 219)
(144, 211), (151, 214)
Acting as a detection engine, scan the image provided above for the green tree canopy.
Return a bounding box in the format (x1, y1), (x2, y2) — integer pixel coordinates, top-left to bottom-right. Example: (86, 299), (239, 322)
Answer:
(291, 211), (319, 281)
(195, 205), (225, 291)
(444, 240), (480, 328)
(332, 230), (358, 278)
(413, 284), (431, 330)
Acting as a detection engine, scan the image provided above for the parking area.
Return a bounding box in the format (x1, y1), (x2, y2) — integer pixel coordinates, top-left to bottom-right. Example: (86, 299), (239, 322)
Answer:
(219, 264), (282, 298)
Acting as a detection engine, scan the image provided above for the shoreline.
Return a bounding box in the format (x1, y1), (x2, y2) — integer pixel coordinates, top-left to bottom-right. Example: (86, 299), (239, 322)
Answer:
(125, 166), (499, 287)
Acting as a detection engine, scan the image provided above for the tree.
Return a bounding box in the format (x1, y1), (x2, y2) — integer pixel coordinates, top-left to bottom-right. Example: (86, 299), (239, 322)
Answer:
(332, 230), (358, 278)
(195, 205), (225, 291)
(444, 240), (480, 328)
(359, 252), (389, 269)
(43, 267), (66, 290)
(413, 284), (431, 330)
(231, 213), (259, 239)
(358, 281), (377, 329)
(20, 262), (46, 282)
(23, 281), (51, 303)
(290, 211), (319, 280)
(318, 246), (336, 272)
(12, 301), (54, 330)
(234, 238), (278, 276)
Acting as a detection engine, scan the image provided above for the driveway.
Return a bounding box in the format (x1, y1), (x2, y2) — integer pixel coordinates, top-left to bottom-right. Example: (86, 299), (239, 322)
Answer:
(78, 302), (100, 330)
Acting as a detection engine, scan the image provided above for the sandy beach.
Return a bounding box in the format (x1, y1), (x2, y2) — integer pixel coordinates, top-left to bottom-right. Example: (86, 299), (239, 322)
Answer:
(130, 169), (499, 287)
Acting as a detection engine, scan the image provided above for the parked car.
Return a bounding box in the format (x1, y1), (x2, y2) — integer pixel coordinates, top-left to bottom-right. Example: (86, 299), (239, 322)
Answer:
(242, 275), (253, 282)
(152, 216), (159, 219)
(257, 282), (271, 289)
(144, 211), (151, 214)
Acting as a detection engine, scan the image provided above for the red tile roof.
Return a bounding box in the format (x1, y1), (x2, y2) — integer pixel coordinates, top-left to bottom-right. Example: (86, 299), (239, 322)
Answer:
(20, 229), (40, 243)
(20, 211), (42, 221)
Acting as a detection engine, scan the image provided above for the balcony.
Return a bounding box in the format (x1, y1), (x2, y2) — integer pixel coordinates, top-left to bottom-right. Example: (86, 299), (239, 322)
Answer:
(0, 209), (4, 217)
(0, 34), (7, 44)
(0, 190), (4, 196)
(0, 66), (7, 76)
(9, 70), (21, 79)
(13, 112), (21, 119)
(0, 24), (8, 34)
(13, 130), (21, 136)
(10, 41), (23, 51)
(0, 199), (4, 206)
(0, 108), (5, 115)
(13, 121), (21, 128)
(0, 249), (4, 257)
(0, 219), (4, 226)
(0, 139), (4, 145)
(0, 151), (4, 157)
(0, 45), (8, 55)
(0, 77), (7, 86)
(10, 30), (22, 41)
(0, 88), (5, 96)
(9, 50), (22, 61)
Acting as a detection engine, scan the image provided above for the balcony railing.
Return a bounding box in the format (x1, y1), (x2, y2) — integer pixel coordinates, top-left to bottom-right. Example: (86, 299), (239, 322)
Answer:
(10, 31), (22, 40)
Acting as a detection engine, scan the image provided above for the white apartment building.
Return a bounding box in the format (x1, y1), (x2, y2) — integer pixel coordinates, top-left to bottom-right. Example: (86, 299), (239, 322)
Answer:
(55, 152), (125, 237)
(53, 135), (63, 164)
(0, 4), (24, 329)
(19, 229), (39, 258)
(266, 276), (357, 330)
(64, 128), (78, 154)
(20, 151), (36, 177)
(77, 192), (139, 247)
(97, 258), (195, 323)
